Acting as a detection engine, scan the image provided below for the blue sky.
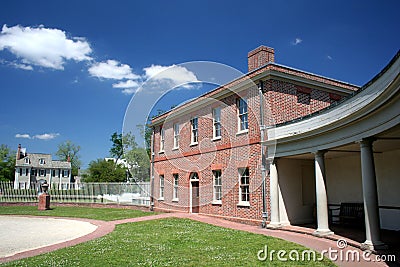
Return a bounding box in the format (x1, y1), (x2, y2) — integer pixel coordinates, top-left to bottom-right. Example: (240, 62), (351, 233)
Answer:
(0, 0), (399, 168)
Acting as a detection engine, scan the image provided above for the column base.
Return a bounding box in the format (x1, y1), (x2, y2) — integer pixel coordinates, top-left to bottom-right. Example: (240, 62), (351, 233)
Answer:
(266, 222), (282, 229)
(361, 240), (388, 251)
(313, 229), (334, 237)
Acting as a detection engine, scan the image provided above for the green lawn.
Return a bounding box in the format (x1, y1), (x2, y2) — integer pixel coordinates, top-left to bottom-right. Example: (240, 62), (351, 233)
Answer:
(2, 217), (335, 266)
(0, 205), (156, 221)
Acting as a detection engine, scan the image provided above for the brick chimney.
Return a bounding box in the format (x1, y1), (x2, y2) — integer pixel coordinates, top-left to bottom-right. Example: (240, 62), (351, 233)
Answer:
(67, 155), (71, 162)
(248, 45), (275, 72)
(16, 144), (21, 160)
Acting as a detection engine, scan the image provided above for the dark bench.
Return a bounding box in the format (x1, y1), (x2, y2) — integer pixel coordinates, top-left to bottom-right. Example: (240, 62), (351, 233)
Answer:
(328, 202), (364, 227)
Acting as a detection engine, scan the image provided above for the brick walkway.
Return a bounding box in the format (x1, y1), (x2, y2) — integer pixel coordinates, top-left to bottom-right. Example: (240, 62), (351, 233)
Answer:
(0, 213), (392, 266)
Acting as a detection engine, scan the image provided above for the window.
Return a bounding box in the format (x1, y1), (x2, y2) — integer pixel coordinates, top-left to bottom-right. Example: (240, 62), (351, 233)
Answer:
(19, 182), (26, 189)
(160, 127), (165, 152)
(25, 169), (28, 176)
(19, 168), (22, 176)
(213, 170), (222, 203)
(190, 117), (198, 144)
(39, 169), (46, 177)
(213, 108), (221, 139)
(24, 157), (29, 164)
(239, 168), (250, 204)
(159, 175), (165, 199)
(52, 170), (56, 177)
(173, 123), (179, 148)
(173, 174), (179, 200)
(39, 158), (45, 165)
(237, 98), (248, 132)
(63, 170), (69, 177)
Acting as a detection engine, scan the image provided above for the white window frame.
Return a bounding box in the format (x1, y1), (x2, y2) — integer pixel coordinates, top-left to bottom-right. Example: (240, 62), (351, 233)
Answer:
(63, 170), (69, 177)
(24, 157), (29, 164)
(159, 127), (165, 152)
(190, 117), (198, 145)
(237, 98), (248, 133)
(159, 175), (165, 200)
(19, 182), (26, 189)
(212, 170), (222, 204)
(238, 168), (250, 206)
(172, 173), (179, 201)
(173, 123), (179, 149)
(39, 158), (45, 165)
(212, 108), (221, 140)
(39, 169), (46, 177)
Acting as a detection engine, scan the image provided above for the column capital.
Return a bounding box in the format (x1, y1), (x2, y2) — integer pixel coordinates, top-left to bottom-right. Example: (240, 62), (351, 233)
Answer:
(357, 137), (377, 147)
(313, 150), (327, 158)
(267, 157), (279, 165)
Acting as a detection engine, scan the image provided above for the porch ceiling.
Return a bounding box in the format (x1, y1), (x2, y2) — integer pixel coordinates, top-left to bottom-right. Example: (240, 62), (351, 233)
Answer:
(283, 123), (400, 160)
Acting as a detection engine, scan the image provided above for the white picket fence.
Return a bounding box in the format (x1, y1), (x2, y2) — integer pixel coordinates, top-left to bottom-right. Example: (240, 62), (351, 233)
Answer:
(0, 181), (151, 206)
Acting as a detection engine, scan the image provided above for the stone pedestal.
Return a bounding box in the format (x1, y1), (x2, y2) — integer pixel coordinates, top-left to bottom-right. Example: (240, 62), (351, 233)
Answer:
(38, 193), (50, 210)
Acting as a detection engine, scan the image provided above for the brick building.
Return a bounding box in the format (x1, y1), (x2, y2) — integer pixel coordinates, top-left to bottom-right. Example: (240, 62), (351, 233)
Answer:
(150, 45), (359, 225)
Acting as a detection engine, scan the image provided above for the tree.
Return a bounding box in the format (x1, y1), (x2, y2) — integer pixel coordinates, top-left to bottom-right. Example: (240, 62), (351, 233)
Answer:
(110, 132), (150, 181)
(83, 159), (127, 183)
(110, 132), (123, 161)
(56, 141), (81, 176)
(125, 146), (150, 182)
(109, 132), (138, 162)
(0, 144), (15, 181)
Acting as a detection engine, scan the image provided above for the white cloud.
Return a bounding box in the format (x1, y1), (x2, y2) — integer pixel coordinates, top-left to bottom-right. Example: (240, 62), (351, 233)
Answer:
(143, 64), (198, 86)
(327, 55), (333, 60)
(121, 88), (137, 95)
(112, 79), (139, 89)
(291, 37), (302, 46)
(33, 133), (59, 140)
(0, 24), (92, 70)
(88, 60), (140, 80)
(15, 133), (31, 139)
(10, 62), (33, 70)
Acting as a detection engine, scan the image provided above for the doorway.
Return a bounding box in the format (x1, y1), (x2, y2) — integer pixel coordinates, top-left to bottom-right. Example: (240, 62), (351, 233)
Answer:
(190, 172), (199, 213)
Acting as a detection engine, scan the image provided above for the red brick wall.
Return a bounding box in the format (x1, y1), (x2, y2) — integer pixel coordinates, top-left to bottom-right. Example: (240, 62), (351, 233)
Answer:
(248, 46), (275, 72)
(152, 78), (343, 223)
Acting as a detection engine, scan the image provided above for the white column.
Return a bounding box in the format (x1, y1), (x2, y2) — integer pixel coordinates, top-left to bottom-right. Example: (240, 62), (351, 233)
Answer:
(359, 138), (386, 250)
(313, 150), (333, 236)
(14, 168), (19, 189)
(267, 159), (281, 228)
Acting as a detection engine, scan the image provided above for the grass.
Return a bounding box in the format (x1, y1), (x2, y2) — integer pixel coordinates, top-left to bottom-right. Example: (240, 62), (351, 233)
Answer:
(0, 205), (156, 221)
(1, 217), (335, 266)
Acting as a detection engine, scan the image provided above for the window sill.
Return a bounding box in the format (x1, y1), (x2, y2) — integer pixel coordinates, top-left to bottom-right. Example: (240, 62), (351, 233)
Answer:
(172, 198), (179, 202)
(158, 150), (165, 154)
(212, 136), (221, 141)
(236, 129), (249, 136)
(212, 200), (222, 205)
(237, 201), (250, 207)
(158, 197), (164, 201)
(190, 142), (198, 146)
(172, 147), (179, 151)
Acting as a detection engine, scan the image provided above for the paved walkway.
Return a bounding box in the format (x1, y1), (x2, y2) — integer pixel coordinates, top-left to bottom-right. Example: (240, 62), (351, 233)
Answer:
(0, 213), (392, 266)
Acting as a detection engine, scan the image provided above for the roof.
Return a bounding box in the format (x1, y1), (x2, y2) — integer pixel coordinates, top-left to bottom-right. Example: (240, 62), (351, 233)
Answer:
(274, 49), (400, 128)
(151, 61), (360, 126)
(15, 153), (71, 169)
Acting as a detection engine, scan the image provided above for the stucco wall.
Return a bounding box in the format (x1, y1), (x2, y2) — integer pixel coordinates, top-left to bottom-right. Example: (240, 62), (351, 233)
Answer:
(326, 150), (400, 230)
(277, 158), (315, 224)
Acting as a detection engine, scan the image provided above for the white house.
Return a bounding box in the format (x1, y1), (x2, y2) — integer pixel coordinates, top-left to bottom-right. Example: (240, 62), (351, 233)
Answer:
(14, 144), (72, 190)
